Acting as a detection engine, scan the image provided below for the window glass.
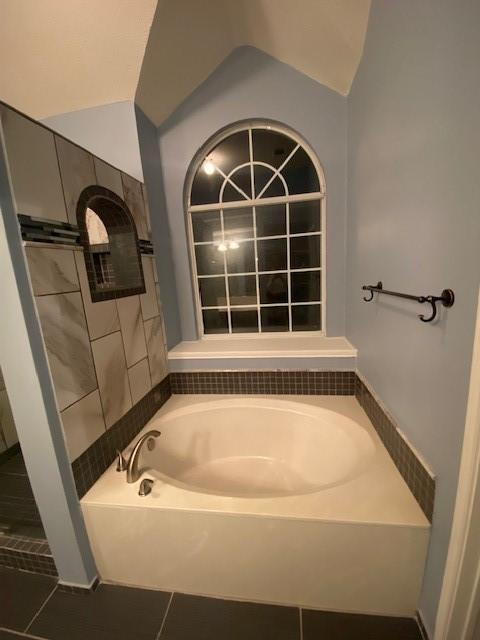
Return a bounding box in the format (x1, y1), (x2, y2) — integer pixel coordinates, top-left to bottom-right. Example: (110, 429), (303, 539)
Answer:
(189, 124), (324, 334)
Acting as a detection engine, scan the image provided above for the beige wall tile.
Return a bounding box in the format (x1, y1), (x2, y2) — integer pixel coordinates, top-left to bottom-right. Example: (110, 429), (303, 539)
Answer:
(94, 158), (124, 197)
(116, 295), (147, 367)
(144, 316), (168, 385)
(140, 255), (159, 320)
(74, 251), (120, 340)
(55, 136), (96, 225)
(36, 292), (97, 411)
(122, 173), (149, 240)
(127, 358), (152, 405)
(1, 106), (67, 221)
(91, 332), (132, 428)
(60, 390), (106, 461)
(26, 246), (79, 295)
(0, 389), (18, 448)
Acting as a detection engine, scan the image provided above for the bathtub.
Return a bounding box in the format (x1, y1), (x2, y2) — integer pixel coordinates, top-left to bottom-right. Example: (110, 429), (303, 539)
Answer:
(82, 395), (430, 616)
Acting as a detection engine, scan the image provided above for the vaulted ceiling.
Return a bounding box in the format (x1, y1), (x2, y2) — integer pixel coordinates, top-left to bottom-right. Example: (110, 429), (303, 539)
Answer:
(0, 0), (371, 125)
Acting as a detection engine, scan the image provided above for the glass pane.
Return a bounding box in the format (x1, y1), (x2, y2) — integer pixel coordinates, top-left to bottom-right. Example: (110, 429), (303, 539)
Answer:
(226, 240), (255, 273)
(289, 201), (321, 234)
(228, 275), (257, 306)
(253, 165), (274, 197)
(199, 277), (227, 307)
(223, 166), (252, 200)
(231, 308), (258, 333)
(223, 208), (254, 241)
(257, 238), (287, 271)
(261, 176), (286, 198)
(292, 304), (321, 331)
(203, 309), (229, 334)
(190, 170), (223, 206)
(256, 203), (286, 237)
(259, 273), (288, 304)
(192, 211), (222, 243)
(252, 129), (296, 169)
(290, 235), (321, 269)
(282, 147), (320, 194)
(260, 306), (289, 332)
(222, 181), (247, 202)
(209, 130), (250, 175)
(291, 271), (321, 302)
(195, 244), (225, 275)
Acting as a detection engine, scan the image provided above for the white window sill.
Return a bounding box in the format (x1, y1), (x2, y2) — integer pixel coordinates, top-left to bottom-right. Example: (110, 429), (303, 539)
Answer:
(168, 335), (356, 361)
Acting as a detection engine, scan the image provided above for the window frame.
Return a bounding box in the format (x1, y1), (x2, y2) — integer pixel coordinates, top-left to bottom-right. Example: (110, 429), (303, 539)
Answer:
(184, 120), (327, 338)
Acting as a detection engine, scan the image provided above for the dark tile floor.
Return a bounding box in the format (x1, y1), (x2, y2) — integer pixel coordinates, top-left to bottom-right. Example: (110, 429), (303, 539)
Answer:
(0, 566), (425, 639)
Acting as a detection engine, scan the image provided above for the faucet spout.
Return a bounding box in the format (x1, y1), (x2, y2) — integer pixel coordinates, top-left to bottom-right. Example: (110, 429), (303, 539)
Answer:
(126, 430), (161, 484)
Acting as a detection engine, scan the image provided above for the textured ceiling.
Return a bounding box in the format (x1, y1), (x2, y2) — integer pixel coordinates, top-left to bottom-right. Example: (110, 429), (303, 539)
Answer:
(0, 0), (370, 124)
(136, 0), (371, 125)
(0, 0), (157, 119)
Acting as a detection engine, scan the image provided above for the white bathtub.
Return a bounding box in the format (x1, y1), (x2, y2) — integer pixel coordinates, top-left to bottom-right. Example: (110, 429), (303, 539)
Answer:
(82, 395), (430, 616)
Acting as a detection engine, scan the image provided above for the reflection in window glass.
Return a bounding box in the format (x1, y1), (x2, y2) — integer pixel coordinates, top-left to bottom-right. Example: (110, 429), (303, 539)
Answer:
(292, 304), (321, 331)
(261, 306), (289, 332)
(231, 308), (258, 333)
(199, 277), (227, 307)
(189, 124), (324, 334)
(192, 211), (222, 243)
(290, 201), (321, 234)
(202, 309), (229, 334)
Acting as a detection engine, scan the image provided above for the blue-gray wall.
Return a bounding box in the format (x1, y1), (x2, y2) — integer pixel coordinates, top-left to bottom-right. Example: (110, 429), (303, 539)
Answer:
(43, 101), (143, 181)
(346, 1), (480, 634)
(136, 105), (181, 348)
(156, 46), (347, 341)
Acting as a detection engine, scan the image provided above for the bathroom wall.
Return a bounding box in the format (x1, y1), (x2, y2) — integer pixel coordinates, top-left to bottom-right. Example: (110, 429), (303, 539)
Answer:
(0, 104), (168, 466)
(43, 101), (143, 182)
(155, 46), (347, 342)
(0, 366), (18, 453)
(346, 0), (480, 634)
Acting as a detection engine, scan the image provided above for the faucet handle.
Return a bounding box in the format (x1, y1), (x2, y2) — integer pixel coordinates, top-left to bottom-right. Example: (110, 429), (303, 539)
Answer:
(116, 450), (127, 472)
(139, 478), (154, 497)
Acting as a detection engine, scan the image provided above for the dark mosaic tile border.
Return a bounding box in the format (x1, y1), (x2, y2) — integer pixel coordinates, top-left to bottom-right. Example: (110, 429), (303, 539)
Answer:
(72, 376), (171, 499)
(170, 371), (356, 395)
(355, 375), (435, 522)
(0, 533), (57, 577)
(57, 579), (99, 595)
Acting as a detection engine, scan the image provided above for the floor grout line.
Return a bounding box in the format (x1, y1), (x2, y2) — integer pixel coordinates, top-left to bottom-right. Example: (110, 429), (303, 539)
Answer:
(23, 583), (57, 633)
(299, 607), (303, 640)
(155, 591), (174, 639)
(1, 625), (48, 639)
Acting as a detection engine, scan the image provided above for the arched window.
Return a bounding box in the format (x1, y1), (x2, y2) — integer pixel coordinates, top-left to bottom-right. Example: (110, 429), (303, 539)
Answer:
(77, 186), (145, 302)
(186, 122), (326, 335)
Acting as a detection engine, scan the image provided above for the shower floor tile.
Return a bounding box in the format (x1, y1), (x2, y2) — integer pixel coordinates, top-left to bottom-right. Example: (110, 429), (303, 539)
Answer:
(159, 593), (300, 640)
(302, 608), (423, 640)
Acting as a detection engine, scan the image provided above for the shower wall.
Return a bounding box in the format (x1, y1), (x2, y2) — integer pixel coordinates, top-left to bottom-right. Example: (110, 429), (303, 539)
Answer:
(0, 104), (169, 487)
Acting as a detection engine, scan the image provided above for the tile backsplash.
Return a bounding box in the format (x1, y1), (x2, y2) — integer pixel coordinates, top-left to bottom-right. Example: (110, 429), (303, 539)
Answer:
(0, 103), (169, 470)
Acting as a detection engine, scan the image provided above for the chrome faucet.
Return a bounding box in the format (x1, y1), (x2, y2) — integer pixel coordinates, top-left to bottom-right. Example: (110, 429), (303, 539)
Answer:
(126, 430), (161, 483)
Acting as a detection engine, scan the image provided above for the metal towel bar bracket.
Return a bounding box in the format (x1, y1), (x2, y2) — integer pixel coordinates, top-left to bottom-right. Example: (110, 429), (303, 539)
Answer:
(362, 281), (455, 323)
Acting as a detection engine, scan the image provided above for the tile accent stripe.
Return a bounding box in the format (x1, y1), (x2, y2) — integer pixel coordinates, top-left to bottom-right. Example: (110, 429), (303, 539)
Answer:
(355, 375), (435, 522)
(170, 371), (356, 395)
(19, 214), (155, 254)
(72, 376), (171, 498)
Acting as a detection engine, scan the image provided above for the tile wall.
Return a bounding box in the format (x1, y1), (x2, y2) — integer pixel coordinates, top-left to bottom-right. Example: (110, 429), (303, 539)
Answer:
(0, 105), (169, 468)
(0, 367), (18, 454)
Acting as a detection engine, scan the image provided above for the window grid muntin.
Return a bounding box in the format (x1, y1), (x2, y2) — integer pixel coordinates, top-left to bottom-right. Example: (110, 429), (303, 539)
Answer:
(188, 124), (325, 335)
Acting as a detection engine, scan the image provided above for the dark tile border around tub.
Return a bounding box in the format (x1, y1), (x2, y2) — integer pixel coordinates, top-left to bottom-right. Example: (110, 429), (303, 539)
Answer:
(170, 371), (356, 395)
(355, 375), (435, 522)
(72, 376), (171, 499)
(0, 533), (57, 577)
